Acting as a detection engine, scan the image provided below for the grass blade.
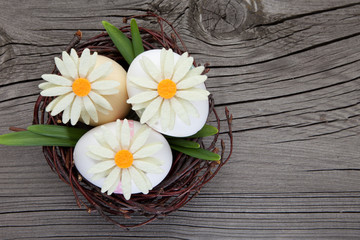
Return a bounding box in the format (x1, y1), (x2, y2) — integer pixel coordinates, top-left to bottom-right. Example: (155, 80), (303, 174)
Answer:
(170, 145), (221, 161)
(0, 131), (77, 147)
(188, 124), (218, 138)
(27, 124), (87, 140)
(102, 21), (135, 64)
(168, 139), (200, 149)
(130, 18), (144, 57)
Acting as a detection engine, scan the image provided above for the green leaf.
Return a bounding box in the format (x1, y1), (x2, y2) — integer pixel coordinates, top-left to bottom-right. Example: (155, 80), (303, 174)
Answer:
(168, 139), (200, 149)
(27, 125), (87, 140)
(170, 145), (221, 161)
(102, 20), (135, 64)
(0, 131), (77, 147)
(130, 18), (144, 57)
(188, 124), (219, 138)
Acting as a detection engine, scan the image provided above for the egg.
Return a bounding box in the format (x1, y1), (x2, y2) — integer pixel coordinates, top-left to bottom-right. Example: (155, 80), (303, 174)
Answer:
(81, 55), (131, 126)
(126, 49), (209, 137)
(73, 120), (172, 197)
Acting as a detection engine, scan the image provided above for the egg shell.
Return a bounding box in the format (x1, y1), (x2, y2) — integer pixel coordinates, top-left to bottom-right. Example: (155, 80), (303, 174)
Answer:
(81, 55), (131, 126)
(127, 49), (209, 137)
(73, 120), (173, 195)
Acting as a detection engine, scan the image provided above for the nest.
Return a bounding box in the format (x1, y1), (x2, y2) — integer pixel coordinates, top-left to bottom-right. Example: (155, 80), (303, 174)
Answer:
(32, 13), (233, 229)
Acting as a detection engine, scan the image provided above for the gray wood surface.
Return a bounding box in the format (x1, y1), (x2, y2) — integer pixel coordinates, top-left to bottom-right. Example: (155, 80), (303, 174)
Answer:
(1, 0), (360, 239)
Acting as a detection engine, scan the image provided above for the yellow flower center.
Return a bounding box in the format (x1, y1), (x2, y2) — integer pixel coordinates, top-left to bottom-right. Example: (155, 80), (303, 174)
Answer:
(157, 79), (177, 99)
(114, 150), (134, 168)
(72, 78), (91, 97)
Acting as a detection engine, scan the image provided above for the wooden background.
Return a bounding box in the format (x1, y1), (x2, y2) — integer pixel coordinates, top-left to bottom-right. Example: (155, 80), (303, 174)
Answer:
(1, 0), (360, 239)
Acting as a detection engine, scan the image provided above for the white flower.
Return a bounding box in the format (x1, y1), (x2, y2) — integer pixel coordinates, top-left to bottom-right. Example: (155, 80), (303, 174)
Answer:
(127, 48), (210, 131)
(39, 48), (120, 125)
(86, 119), (164, 200)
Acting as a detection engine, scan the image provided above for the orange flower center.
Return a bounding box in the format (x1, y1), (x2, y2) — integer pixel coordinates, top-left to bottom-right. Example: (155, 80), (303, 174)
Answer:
(72, 78), (91, 97)
(114, 150), (134, 168)
(157, 79), (177, 99)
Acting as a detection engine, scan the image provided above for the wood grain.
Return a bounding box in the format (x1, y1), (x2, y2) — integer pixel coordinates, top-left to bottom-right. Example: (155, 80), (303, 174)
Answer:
(1, 0), (360, 239)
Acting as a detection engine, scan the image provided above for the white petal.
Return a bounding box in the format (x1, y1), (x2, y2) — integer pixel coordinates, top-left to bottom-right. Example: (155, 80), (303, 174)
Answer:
(140, 96), (162, 124)
(83, 96), (98, 123)
(137, 157), (163, 166)
(131, 101), (151, 111)
(120, 119), (130, 150)
(45, 95), (64, 112)
(101, 126), (119, 151)
(175, 89), (210, 101)
(170, 97), (190, 125)
(91, 80), (120, 90)
(62, 51), (78, 80)
(129, 76), (158, 89)
(140, 56), (161, 82)
(70, 49), (79, 66)
(93, 131), (108, 149)
(160, 99), (171, 131)
(88, 160), (116, 174)
(169, 107), (176, 130)
(107, 170), (121, 195)
(50, 92), (75, 116)
(115, 119), (122, 144)
(62, 105), (71, 124)
(127, 91), (158, 104)
(133, 160), (163, 174)
(146, 110), (160, 126)
(172, 54), (193, 83)
(129, 167), (150, 194)
(70, 96), (83, 125)
(173, 52), (188, 72)
(40, 87), (72, 96)
(80, 109), (90, 125)
(160, 48), (166, 79)
(184, 65), (205, 78)
(92, 168), (112, 181)
(176, 75), (207, 89)
(88, 61), (113, 82)
(86, 150), (110, 161)
(39, 82), (56, 90)
(41, 74), (73, 86)
(102, 167), (120, 195)
(94, 105), (109, 115)
(88, 91), (113, 111)
(130, 125), (151, 153)
(55, 57), (71, 79)
(121, 168), (131, 200)
(79, 48), (91, 78)
(135, 167), (152, 191)
(93, 89), (119, 95)
(89, 145), (115, 159)
(88, 52), (98, 75)
(133, 142), (163, 159)
(177, 98), (199, 118)
(163, 49), (174, 79)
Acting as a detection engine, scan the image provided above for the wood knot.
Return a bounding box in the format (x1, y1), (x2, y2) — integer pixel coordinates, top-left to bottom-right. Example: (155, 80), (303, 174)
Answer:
(0, 28), (15, 77)
(190, 0), (263, 40)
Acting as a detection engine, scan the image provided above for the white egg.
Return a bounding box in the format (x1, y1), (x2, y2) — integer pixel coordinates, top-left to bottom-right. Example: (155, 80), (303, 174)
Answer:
(81, 55), (131, 126)
(73, 120), (172, 196)
(126, 49), (209, 137)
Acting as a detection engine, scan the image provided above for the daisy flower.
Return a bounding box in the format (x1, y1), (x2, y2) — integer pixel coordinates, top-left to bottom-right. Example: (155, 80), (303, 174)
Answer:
(126, 48), (210, 134)
(39, 48), (120, 125)
(86, 119), (164, 200)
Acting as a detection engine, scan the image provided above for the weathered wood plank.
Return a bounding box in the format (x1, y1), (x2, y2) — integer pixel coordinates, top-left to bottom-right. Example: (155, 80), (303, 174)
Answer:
(1, 0), (360, 239)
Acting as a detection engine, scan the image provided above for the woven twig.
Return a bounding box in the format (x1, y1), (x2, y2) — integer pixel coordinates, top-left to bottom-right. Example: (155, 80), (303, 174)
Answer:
(32, 12), (233, 229)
